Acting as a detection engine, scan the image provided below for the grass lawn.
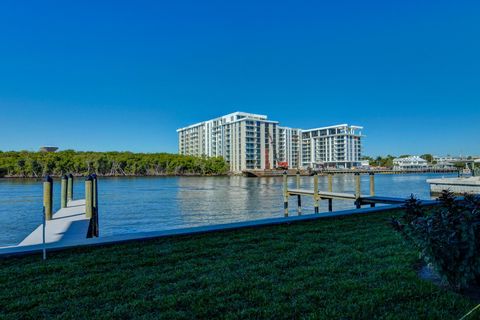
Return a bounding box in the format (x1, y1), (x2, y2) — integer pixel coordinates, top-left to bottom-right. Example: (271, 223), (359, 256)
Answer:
(0, 211), (476, 319)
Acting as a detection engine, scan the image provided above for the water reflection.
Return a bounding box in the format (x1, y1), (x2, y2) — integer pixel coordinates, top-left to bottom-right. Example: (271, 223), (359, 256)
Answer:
(0, 173), (456, 246)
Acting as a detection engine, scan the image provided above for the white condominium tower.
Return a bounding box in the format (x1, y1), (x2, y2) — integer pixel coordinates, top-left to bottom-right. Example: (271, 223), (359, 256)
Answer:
(277, 127), (302, 169)
(301, 125), (363, 170)
(177, 112), (363, 173)
(177, 112), (278, 172)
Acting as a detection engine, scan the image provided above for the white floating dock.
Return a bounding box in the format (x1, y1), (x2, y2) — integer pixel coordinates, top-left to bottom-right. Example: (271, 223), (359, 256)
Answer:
(427, 177), (480, 195)
(0, 199), (91, 254)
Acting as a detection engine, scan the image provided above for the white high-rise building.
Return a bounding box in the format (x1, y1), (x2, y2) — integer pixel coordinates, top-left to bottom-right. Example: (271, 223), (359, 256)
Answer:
(277, 127), (302, 169)
(177, 112), (363, 173)
(301, 125), (363, 169)
(178, 112), (278, 172)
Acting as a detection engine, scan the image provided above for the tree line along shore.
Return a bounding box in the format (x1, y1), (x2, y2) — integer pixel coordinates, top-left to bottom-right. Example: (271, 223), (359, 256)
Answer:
(0, 151), (229, 178)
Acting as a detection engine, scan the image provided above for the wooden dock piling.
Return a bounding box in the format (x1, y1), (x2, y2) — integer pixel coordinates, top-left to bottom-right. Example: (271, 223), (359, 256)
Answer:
(328, 174), (333, 212)
(313, 172), (319, 213)
(369, 173), (375, 208)
(355, 173), (361, 209)
(283, 171), (288, 217)
(61, 175), (68, 208)
(92, 174), (99, 237)
(296, 170), (302, 215)
(67, 173), (74, 202)
(85, 175), (93, 220)
(43, 176), (53, 221)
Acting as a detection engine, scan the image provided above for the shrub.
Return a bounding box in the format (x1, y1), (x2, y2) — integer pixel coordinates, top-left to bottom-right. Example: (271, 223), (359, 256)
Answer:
(392, 190), (480, 289)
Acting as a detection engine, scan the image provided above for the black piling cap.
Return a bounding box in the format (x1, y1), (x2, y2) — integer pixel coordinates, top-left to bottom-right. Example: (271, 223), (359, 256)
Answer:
(296, 170), (300, 175)
(68, 173), (74, 179)
(283, 170), (288, 175)
(313, 171), (318, 175)
(62, 174), (68, 180)
(44, 175), (53, 183)
(91, 173), (97, 179)
(85, 175), (93, 181)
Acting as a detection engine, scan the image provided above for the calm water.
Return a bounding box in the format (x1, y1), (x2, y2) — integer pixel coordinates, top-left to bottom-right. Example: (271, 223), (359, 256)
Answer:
(0, 173), (456, 246)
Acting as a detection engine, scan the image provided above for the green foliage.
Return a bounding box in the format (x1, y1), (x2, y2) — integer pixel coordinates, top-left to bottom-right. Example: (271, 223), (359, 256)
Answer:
(0, 151), (229, 177)
(368, 155), (396, 168)
(0, 167), (6, 178)
(392, 191), (480, 289)
(420, 154), (434, 163)
(0, 212), (474, 319)
(454, 162), (466, 169)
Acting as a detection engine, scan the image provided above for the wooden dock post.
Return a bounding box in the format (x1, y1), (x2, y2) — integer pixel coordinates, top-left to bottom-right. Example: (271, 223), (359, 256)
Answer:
(283, 171), (289, 217)
(355, 173), (361, 209)
(61, 175), (68, 208)
(296, 170), (302, 215)
(43, 175), (53, 221)
(313, 172), (319, 213)
(85, 175), (93, 220)
(92, 174), (99, 237)
(369, 172), (375, 208)
(67, 173), (74, 202)
(328, 173), (333, 212)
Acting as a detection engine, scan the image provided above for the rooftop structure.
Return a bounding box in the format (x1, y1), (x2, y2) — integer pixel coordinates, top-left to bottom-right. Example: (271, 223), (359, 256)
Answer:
(433, 161), (456, 169)
(39, 146), (58, 152)
(433, 155), (472, 163)
(393, 156), (428, 171)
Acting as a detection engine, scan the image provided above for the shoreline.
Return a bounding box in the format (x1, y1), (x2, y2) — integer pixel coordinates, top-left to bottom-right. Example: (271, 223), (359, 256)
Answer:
(0, 171), (458, 180)
(0, 173), (231, 179)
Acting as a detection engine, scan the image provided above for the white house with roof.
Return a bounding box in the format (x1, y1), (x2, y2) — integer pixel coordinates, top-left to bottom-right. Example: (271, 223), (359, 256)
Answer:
(393, 156), (429, 171)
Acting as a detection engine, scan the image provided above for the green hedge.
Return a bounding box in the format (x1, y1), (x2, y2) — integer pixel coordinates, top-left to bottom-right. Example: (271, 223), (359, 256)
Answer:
(0, 150), (229, 177)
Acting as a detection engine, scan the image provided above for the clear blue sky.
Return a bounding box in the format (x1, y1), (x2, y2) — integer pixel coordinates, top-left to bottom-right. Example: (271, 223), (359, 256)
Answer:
(0, 0), (479, 157)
